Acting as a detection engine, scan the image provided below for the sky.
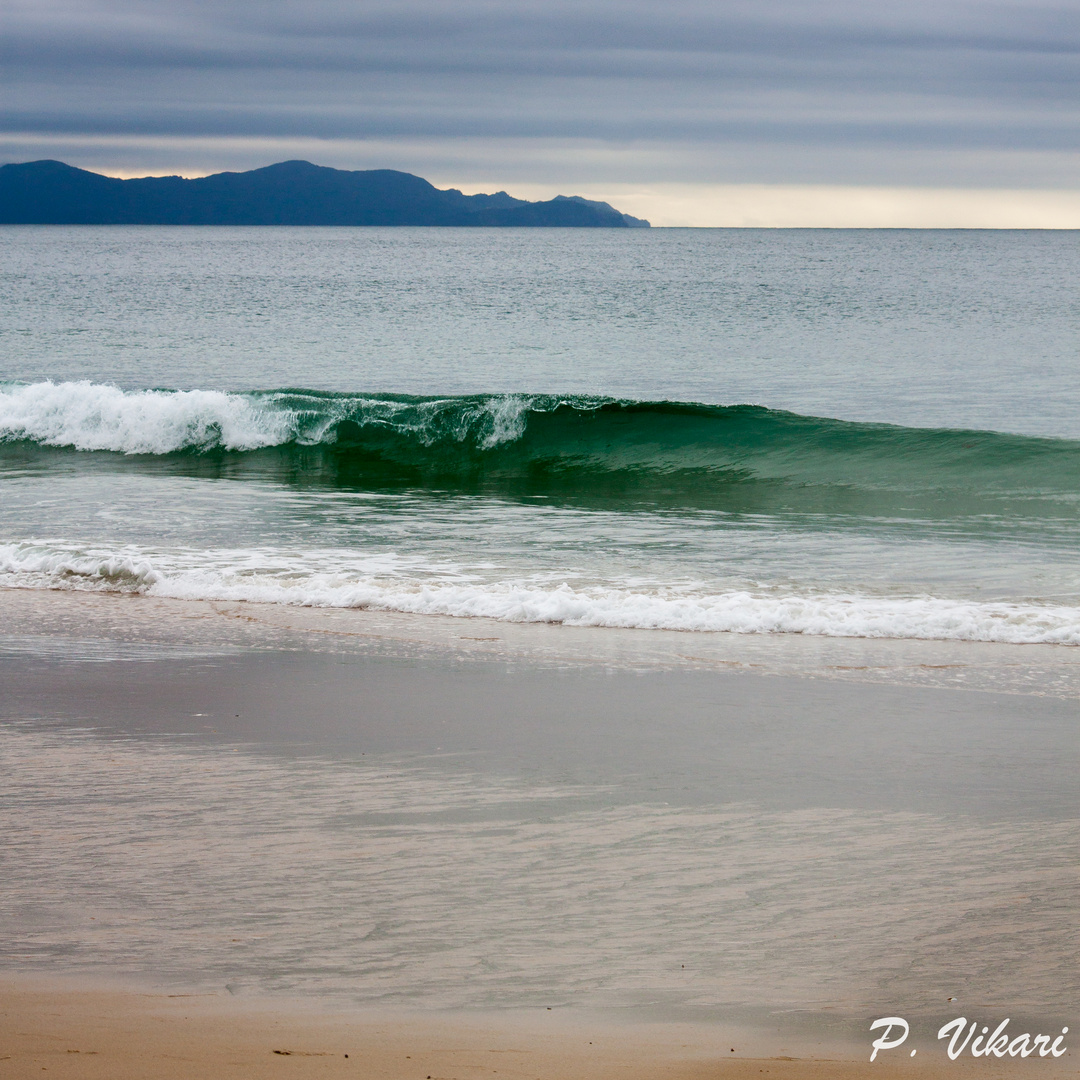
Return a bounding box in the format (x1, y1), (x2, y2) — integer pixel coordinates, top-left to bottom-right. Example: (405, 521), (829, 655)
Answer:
(4, 0), (1080, 224)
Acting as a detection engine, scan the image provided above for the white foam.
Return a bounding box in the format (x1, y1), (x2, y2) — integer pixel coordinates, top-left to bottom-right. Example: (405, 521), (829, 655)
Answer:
(3, 540), (1079, 645)
(0, 381), (301, 453)
(0, 381), (541, 454)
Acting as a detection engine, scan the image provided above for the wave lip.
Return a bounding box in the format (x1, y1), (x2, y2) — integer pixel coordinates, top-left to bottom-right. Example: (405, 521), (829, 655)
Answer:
(0, 380), (549, 455)
(3, 541), (1079, 646)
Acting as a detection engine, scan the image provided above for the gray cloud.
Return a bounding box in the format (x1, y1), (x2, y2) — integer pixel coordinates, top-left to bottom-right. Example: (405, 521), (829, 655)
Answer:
(3, 0), (1080, 183)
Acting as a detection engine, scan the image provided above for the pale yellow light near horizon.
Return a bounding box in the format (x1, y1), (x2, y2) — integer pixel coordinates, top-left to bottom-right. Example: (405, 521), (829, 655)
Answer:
(98, 174), (1080, 228)
(452, 182), (1080, 229)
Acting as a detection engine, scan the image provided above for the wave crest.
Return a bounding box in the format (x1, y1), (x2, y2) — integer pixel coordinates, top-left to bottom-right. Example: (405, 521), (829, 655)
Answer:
(0, 381), (543, 455)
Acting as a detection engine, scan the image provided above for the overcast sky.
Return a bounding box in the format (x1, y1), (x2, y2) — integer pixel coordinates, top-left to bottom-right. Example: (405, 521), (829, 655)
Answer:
(4, 0), (1080, 220)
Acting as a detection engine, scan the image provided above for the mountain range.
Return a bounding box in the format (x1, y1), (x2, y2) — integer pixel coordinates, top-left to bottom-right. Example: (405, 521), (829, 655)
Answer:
(0, 160), (650, 227)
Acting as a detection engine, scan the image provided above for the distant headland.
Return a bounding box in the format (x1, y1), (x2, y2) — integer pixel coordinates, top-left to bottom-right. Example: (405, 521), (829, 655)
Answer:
(0, 159), (650, 227)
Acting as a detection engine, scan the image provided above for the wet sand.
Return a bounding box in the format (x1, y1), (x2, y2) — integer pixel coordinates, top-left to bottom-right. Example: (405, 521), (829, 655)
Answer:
(1, 589), (1077, 1070)
(2, 589), (1076, 820)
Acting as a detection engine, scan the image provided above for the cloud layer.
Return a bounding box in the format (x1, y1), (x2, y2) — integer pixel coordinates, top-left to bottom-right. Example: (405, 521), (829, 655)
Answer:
(3, 0), (1080, 188)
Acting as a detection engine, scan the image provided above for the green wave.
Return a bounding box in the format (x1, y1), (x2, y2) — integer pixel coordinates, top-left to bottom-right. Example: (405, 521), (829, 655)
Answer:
(4, 389), (1080, 521)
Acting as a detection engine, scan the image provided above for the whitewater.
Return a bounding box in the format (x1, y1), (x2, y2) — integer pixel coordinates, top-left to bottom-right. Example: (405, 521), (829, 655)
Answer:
(3, 537), (1080, 644)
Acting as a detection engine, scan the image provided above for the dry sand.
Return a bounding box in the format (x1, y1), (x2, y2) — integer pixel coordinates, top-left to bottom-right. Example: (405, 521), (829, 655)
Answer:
(2, 981), (1071, 1080)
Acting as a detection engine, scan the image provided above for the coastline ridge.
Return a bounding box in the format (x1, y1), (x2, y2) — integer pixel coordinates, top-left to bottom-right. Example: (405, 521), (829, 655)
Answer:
(0, 159), (650, 226)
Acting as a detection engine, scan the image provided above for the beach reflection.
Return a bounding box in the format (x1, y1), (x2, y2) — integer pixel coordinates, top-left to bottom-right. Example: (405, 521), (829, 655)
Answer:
(3, 725), (1076, 1023)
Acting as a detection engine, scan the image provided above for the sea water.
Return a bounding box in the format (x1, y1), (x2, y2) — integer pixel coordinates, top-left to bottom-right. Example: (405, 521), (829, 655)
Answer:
(2, 226), (1080, 644)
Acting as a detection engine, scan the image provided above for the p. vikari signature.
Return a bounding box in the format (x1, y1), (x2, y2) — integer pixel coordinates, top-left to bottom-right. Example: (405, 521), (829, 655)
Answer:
(869, 1016), (1069, 1061)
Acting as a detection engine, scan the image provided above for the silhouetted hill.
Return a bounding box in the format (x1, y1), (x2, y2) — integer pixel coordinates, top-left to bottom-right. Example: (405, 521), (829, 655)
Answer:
(0, 160), (650, 227)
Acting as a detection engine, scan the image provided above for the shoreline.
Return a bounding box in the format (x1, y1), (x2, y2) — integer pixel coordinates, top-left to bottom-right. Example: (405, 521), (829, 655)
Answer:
(2, 585), (1080, 699)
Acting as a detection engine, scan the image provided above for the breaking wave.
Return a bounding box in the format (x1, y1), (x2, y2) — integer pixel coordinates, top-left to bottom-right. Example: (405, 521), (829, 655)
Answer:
(3, 381), (1079, 519)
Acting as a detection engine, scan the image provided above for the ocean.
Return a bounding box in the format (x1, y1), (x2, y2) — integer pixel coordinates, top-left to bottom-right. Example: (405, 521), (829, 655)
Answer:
(2, 226), (1080, 644)
(2, 225), (1078, 1043)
